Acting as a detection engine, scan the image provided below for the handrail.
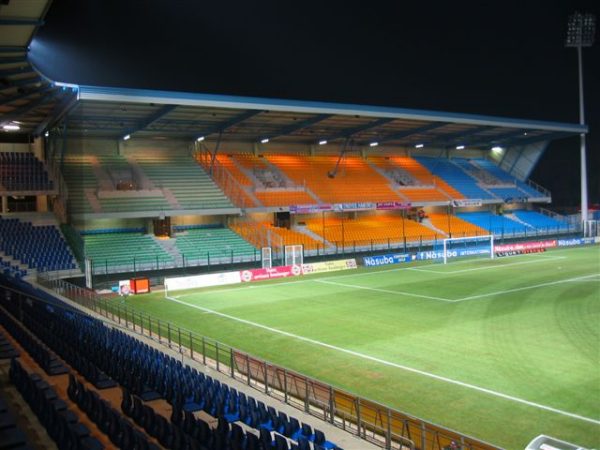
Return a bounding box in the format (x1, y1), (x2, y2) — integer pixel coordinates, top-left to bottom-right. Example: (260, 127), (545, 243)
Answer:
(28, 275), (501, 450)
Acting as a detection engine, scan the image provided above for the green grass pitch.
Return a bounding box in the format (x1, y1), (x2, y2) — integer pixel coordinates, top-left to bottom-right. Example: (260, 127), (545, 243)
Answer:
(123, 246), (600, 449)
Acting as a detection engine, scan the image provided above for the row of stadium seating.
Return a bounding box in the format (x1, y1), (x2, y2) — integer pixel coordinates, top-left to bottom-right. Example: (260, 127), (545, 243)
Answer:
(59, 151), (548, 213)
(1, 291), (342, 450)
(174, 228), (258, 264)
(209, 154), (546, 208)
(456, 210), (570, 236)
(83, 232), (173, 270)
(61, 153), (234, 214)
(0, 216), (77, 272)
(0, 151), (53, 192)
(75, 208), (571, 273)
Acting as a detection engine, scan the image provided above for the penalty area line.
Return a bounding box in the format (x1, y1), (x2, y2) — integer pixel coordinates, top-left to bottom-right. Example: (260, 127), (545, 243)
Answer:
(164, 295), (600, 426)
(454, 273), (600, 302)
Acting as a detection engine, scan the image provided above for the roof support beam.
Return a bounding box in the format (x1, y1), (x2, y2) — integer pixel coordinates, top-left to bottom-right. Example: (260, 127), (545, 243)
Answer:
(0, 46), (28, 53)
(0, 91), (59, 125)
(0, 66), (34, 77)
(375, 122), (448, 145)
(0, 18), (44, 26)
(0, 85), (54, 107)
(0, 56), (27, 64)
(320, 117), (395, 143)
(503, 131), (570, 148)
(466, 129), (528, 147)
(268, 114), (332, 141)
(0, 76), (42, 90)
(198, 110), (263, 139)
(434, 125), (491, 145)
(122, 104), (177, 138)
(33, 92), (78, 137)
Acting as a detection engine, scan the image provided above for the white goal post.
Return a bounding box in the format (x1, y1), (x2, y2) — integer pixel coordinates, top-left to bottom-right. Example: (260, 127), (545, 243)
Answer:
(284, 244), (303, 266)
(441, 234), (494, 264)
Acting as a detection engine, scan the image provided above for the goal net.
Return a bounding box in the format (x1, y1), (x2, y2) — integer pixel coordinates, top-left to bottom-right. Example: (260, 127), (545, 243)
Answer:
(435, 235), (494, 264)
(284, 245), (303, 266)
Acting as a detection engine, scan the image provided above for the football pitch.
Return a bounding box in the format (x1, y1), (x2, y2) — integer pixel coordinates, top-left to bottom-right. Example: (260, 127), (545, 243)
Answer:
(124, 246), (600, 449)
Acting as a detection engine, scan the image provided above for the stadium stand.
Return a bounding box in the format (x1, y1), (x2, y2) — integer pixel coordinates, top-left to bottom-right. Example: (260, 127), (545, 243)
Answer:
(510, 210), (571, 232)
(61, 155), (100, 214)
(255, 190), (317, 207)
(174, 227), (258, 263)
(306, 214), (439, 246)
(0, 286), (344, 450)
(427, 213), (489, 238)
(0, 152), (54, 192)
(0, 216), (77, 273)
(415, 157), (495, 200)
(456, 211), (529, 236)
(83, 231), (173, 271)
(267, 155), (400, 204)
(132, 153), (235, 210)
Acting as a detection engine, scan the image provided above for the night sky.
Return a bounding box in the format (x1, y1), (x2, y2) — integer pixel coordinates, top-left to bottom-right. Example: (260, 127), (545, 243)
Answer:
(30, 0), (599, 208)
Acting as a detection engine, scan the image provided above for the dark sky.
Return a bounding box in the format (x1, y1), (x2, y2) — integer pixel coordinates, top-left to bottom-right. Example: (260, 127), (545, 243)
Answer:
(31, 0), (599, 207)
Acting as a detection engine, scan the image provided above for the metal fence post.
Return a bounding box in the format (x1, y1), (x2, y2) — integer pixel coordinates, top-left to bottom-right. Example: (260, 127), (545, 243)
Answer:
(167, 322), (171, 347)
(202, 337), (206, 365)
(329, 386), (335, 424)
(386, 409), (392, 450)
(264, 361), (269, 394)
(189, 331), (193, 359)
(216, 341), (220, 372)
(230, 349), (235, 378)
(246, 355), (251, 386)
(356, 398), (362, 438)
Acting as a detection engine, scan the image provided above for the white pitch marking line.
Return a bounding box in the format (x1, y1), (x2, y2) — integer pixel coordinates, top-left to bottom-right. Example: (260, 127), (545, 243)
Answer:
(454, 273), (600, 302)
(164, 295), (600, 426)
(408, 256), (567, 275)
(315, 279), (453, 302)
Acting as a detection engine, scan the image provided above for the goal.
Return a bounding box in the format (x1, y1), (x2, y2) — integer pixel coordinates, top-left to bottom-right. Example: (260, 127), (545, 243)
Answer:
(437, 235), (494, 264)
(284, 245), (303, 266)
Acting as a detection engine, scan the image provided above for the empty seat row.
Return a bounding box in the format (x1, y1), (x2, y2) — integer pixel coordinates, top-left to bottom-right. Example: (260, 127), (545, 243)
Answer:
(9, 358), (104, 450)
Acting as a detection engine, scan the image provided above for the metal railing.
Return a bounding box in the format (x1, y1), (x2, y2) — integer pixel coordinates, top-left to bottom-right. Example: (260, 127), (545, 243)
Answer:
(80, 224), (580, 276)
(31, 275), (501, 450)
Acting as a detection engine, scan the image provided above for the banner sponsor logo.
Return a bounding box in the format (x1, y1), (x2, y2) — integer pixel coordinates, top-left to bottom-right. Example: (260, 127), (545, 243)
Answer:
(290, 204), (332, 214)
(557, 238), (583, 247)
(376, 201), (412, 210)
(558, 237), (598, 247)
(417, 247), (490, 260)
(363, 253), (414, 266)
(496, 248), (546, 257)
(451, 199), (482, 207)
(240, 265), (302, 282)
(332, 202), (374, 211)
(165, 271), (242, 292)
(494, 240), (556, 253)
(301, 259), (357, 274)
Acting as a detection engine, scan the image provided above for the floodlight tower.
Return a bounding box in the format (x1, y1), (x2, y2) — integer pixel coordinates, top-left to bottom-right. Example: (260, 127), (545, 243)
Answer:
(565, 12), (596, 224)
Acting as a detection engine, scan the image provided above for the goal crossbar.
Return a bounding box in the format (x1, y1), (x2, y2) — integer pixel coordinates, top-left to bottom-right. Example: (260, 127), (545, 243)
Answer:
(442, 234), (494, 264)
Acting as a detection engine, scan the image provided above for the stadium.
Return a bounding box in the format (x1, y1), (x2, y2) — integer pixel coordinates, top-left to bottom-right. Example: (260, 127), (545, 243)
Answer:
(0, 2), (598, 450)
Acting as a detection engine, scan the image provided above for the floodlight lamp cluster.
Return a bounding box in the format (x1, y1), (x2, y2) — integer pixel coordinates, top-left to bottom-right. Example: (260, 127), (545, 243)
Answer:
(3, 122), (20, 131)
(565, 12), (596, 47)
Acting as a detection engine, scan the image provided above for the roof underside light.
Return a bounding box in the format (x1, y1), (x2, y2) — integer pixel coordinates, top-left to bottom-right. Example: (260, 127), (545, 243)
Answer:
(196, 136), (205, 142)
(44, 131), (49, 137)
(318, 140), (328, 145)
(369, 141), (379, 147)
(455, 145), (465, 150)
(492, 146), (504, 154)
(260, 138), (269, 144)
(3, 123), (20, 131)
(415, 143), (424, 148)
(123, 134), (131, 141)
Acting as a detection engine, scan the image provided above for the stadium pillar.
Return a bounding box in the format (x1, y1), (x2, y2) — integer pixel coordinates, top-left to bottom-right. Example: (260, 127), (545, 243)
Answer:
(577, 45), (588, 224)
